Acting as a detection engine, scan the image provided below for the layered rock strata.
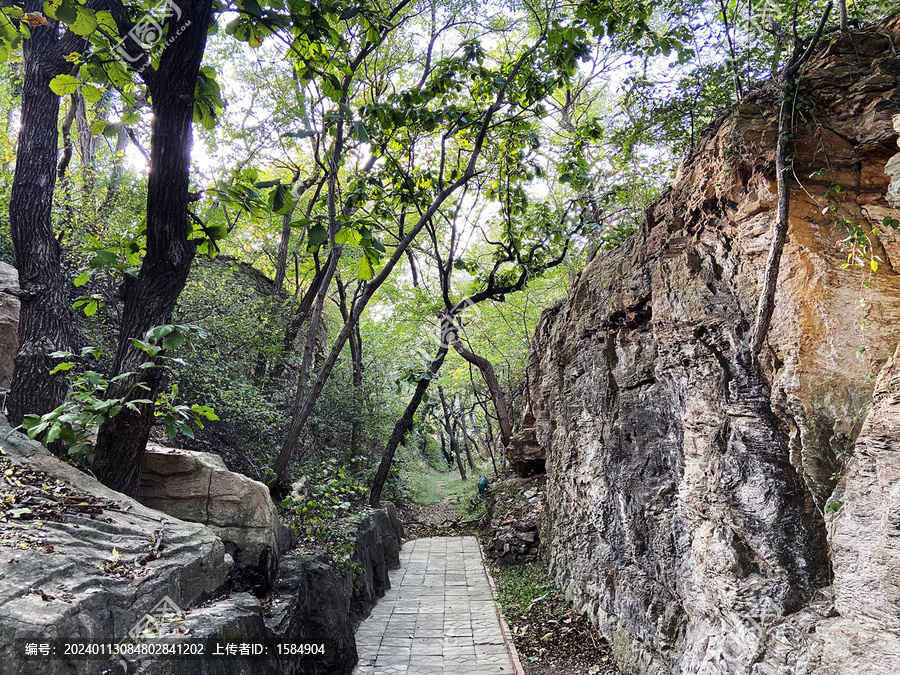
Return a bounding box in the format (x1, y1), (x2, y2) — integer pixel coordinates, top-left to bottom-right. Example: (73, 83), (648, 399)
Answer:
(515, 17), (900, 674)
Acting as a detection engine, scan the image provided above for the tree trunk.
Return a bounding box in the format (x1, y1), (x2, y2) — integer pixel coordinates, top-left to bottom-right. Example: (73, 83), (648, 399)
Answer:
(369, 344), (448, 506)
(272, 261), (330, 378)
(336, 278), (364, 456)
(440, 432), (453, 468)
(470, 410), (500, 478)
(452, 423), (466, 480)
(452, 341), (513, 446)
(749, 6), (831, 353)
(459, 410), (475, 471)
(57, 96), (76, 183)
(7, 9), (80, 427)
(288, 247), (340, 428)
(92, 0), (213, 496)
(73, 92), (95, 171)
(272, 208), (294, 295)
(438, 386), (466, 480)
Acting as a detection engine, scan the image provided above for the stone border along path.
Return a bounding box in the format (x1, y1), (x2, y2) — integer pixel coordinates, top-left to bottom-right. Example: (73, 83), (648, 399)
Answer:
(353, 536), (524, 674)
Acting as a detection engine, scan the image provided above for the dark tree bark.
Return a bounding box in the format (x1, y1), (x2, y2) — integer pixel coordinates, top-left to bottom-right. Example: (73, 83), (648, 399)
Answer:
(458, 407), (475, 471)
(452, 421), (466, 480)
(92, 0), (213, 495)
(273, 208), (293, 294)
(369, 344), (448, 506)
(439, 432), (453, 468)
(272, 261), (330, 378)
(57, 96), (76, 183)
(7, 6), (85, 427)
(336, 276), (364, 456)
(437, 386), (466, 480)
(73, 92), (95, 172)
(452, 341), (513, 447)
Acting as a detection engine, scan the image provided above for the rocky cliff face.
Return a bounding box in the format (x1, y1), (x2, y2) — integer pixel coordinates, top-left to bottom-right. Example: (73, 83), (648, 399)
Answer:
(515, 16), (900, 674)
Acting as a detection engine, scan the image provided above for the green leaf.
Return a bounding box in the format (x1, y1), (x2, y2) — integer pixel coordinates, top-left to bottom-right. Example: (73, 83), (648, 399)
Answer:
(162, 331), (186, 351)
(240, 0), (263, 17)
(307, 224), (328, 248)
(95, 9), (118, 36)
(83, 371), (103, 387)
(81, 84), (102, 104)
(339, 5), (359, 20)
(45, 0), (77, 24)
(321, 74), (342, 102)
(90, 119), (107, 135)
(26, 422), (49, 439)
(191, 405), (219, 421)
(146, 325), (174, 341)
(871, 259), (879, 272)
(253, 179), (281, 188)
(49, 74), (80, 96)
(46, 426), (61, 444)
(335, 227), (361, 246)
(270, 183), (292, 214)
(120, 111), (139, 125)
(50, 362), (74, 375)
(74, 270), (91, 287)
(69, 5), (97, 36)
(353, 121), (369, 143)
(282, 129), (316, 139)
(81, 346), (102, 360)
(89, 250), (117, 267)
(358, 254), (374, 280)
(131, 338), (159, 356)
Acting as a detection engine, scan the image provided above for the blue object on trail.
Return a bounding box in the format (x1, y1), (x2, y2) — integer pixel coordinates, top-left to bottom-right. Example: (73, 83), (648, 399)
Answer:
(477, 475), (489, 498)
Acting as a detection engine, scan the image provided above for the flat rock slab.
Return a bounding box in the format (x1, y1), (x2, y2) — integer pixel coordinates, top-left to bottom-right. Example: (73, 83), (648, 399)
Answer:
(353, 537), (519, 675)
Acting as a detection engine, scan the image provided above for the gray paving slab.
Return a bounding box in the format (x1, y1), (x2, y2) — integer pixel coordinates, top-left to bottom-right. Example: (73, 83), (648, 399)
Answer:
(353, 536), (521, 674)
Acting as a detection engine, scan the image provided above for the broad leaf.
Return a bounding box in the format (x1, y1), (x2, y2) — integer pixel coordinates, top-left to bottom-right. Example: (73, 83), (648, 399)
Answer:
(49, 74), (80, 95)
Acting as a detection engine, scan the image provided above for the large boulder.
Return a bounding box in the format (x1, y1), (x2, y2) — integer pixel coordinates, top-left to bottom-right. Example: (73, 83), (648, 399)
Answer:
(0, 418), (233, 675)
(134, 593), (280, 675)
(137, 446), (293, 591)
(266, 554), (357, 675)
(518, 18), (900, 675)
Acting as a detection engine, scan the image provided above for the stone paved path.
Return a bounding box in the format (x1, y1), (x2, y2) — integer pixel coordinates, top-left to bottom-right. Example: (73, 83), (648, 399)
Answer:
(353, 536), (520, 674)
